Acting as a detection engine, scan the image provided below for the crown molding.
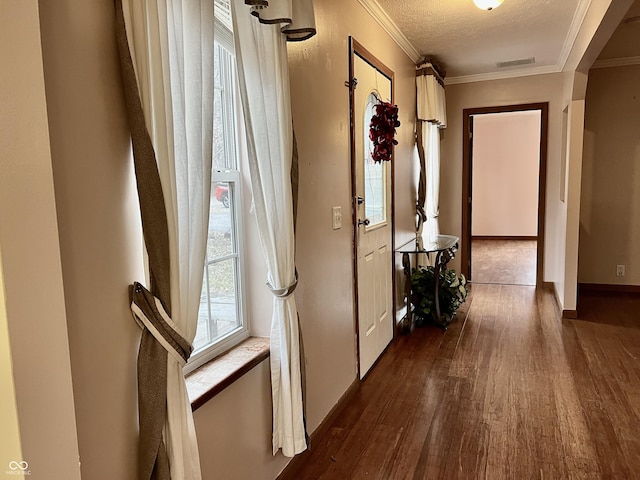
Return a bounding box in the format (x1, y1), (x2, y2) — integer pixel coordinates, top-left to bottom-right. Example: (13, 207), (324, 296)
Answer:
(591, 56), (640, 69)
(444, 64), (561, 85)
(444, 54), (640, 85)
(355, 0), (421, 63)
(557, 0), (593, 70)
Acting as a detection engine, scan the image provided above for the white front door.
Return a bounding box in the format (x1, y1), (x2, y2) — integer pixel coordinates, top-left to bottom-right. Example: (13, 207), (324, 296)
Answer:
(353, 52), (393, 379)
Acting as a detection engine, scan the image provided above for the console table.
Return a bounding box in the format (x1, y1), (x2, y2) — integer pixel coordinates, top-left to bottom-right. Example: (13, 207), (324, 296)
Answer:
(396, 234), (459, 332)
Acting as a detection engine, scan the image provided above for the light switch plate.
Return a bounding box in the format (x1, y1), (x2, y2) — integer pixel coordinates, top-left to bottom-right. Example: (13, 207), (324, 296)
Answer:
(332, 206), (342, 230)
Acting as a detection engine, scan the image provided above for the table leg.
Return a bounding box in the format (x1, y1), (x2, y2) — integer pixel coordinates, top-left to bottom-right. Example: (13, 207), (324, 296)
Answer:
(402, 252), (411, 333)
(434, 250), (443, 326)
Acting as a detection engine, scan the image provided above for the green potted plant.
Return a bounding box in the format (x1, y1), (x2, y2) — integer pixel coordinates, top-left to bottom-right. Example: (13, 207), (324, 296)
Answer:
(410, 266), (468, 329)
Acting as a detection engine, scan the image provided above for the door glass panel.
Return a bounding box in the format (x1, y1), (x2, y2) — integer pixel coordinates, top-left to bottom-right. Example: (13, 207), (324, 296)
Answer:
(364, 92), (386, 226)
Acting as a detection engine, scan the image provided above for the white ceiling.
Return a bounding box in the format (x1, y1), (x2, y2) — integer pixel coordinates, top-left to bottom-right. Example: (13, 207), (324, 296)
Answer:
(361, 0), (639, 83)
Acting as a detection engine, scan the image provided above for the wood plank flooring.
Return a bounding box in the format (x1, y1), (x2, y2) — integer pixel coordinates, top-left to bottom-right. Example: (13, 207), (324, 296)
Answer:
(472, 239), (537, 286)
(287, 286), (640, 479)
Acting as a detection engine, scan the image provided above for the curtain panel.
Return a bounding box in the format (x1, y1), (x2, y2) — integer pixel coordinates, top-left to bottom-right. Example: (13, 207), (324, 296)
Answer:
(423, 121), (441, 240)
(116, 0), (214, 478)
(416, 64), (446, 240)
(416, 63), (446, 127)
(231, 0), (315, 458)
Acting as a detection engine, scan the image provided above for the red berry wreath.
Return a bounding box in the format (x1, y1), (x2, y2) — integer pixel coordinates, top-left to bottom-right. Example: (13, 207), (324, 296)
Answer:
(369, 101), (400, 163)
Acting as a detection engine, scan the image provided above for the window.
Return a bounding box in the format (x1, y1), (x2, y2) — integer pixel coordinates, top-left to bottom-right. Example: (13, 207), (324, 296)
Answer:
(364, 92), (387, 227)
(187, 6), (249, 372)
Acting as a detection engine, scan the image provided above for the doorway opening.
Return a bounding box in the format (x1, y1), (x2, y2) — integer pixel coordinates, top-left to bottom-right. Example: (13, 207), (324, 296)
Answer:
(462, 103), (548, 287)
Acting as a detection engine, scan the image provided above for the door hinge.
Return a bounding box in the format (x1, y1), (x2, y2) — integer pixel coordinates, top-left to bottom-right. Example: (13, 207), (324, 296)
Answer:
(345, 77), (358, 89)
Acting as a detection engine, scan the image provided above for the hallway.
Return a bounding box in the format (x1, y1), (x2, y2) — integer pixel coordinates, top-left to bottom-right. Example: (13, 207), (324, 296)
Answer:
(285, 285), (640, 479)
(471, 239), (537, 286)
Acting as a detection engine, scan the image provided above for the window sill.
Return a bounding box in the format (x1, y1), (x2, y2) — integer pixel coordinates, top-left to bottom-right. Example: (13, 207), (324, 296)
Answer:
(186, 336), (270, 411)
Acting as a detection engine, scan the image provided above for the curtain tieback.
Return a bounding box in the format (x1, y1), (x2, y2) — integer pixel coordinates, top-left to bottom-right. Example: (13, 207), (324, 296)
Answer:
(267, 271), (299, 299)
(130, 282), (193, 366)
(416, 204), (427, 222)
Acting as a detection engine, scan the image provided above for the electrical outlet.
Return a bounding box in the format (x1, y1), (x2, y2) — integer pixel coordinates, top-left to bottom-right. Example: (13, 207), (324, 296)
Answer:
(616, 265), (625, 277)
(332, 206), (342, 230)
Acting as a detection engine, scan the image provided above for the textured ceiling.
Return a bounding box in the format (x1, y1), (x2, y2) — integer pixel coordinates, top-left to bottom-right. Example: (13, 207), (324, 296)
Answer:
(373, 0), (585, 81)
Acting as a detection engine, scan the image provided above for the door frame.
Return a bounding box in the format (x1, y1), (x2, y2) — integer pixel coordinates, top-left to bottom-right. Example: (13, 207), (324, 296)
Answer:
(348, 37), (396, 376)
(461, 102), (548, 287)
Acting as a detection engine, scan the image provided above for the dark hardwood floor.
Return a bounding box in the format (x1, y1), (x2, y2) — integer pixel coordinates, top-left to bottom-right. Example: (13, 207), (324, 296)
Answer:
(285, 285), (640, 479)
(472, 239), (537, 286)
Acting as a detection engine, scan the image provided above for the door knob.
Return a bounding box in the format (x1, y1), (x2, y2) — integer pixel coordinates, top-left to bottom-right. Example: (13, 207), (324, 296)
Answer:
(358, 218), (370, 227)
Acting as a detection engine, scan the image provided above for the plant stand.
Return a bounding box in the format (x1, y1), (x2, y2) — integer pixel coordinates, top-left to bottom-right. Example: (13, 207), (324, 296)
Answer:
(396, 234), (459, 332)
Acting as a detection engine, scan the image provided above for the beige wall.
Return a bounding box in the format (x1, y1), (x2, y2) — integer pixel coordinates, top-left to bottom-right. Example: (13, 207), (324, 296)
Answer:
(33, 0), (416, 478)
(579, 65), (640, 286)
(194, 360), (288, 479)
(194, 0), (417, 477)
(472, 111), (541, 237)
(570, 0), (635, 73)
(559, 70), (588, 311)
(38, 1), (143, 478)
(288, 0), (417, 432)
(0, 247), (22, 477)
(556, 0), (635, 309)
(441, 73), (565, 282)
(0, 1), (81, 477)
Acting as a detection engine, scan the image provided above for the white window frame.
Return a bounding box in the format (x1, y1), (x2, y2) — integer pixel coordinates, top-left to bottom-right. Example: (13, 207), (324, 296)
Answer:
(185, 16), (249, 373)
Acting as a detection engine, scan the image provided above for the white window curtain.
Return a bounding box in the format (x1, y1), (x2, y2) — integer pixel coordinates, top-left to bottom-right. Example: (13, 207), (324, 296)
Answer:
(423, 121), (441, 240)
(121, 1), (214, 478)
(230, 0), (315, 458)
(416, 64), (446, 240)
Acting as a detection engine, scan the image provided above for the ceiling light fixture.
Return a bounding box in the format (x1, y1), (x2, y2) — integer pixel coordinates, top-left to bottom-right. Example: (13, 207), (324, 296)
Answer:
(473, 0), (504, 11)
